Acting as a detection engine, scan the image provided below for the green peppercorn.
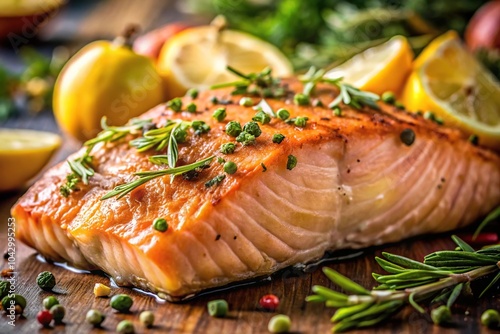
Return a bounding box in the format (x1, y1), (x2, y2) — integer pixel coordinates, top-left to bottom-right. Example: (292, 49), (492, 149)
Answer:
(153, 218), (168, 232)
(192, 120), (210, 135)
(207, 299), (228, 317)
(236, 131), (256, 146)
(1, 294), (27, 312)
(243, 121), (262, 137)
(212, 107), (227, 122)
(166, 97), (182, 112)
(0, 281), (10, 299)
(210, 96), (219, 104)
(381, 91), (396, 104)
(469, 134), (479, 146)
(186, 102), (197, 113)
(225, 121), (242, 137)
(50, 304), (65, 324)
(400, 128), (415, 146)
(481, 309), (500, 328)
(239, 97), (254, 107)
(293, 93), (310, 106)
(287, 155), (297, 170)
(140, 310), (155, 328)
(86, 309), (105, 327)
(37, 271), (56, 290)
(272, 134), (285, 144)
(43, 296), (59, 310)
(294, 117), (308, 127)
(268, 314), (291, 333)
(431, 305), (452, 325)
(110, 294), (134, 313)
(224, 161), (238, 174)
(276, 108), (290, 120)
(333, 107), (342, 116)
(186, 88), (198, 99)
(220, 142), (236, 154)
(117, 320), (135, 334)
(394, 101), (405, 110)
(252, 111), (271, 125)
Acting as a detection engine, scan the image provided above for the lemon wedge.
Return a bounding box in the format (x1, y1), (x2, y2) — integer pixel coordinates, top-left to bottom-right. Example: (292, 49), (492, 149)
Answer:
(325, 36), (413, 95)
(402, 31), (500, 150)
(0, 129), (61, 191)
(157, 25), (293, 99)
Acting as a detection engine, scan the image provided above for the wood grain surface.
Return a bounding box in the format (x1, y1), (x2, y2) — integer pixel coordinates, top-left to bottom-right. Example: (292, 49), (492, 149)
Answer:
(0, 114), (499, 334)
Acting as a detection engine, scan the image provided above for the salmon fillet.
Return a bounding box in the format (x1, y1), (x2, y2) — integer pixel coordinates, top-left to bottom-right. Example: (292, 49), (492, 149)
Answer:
(12, 78), (500, 300)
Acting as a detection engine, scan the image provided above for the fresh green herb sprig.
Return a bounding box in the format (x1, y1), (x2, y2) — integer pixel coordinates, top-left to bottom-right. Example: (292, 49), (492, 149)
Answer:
(299, 66), (380, 110)
(60, 117), (153, 197)
(60, 147), (94, 197)
(307, 235), (500, 333)
(210, 66), (287, 99)
(101, 156), (215, 200)
(61, 117), (211, 197)
(85, 117), (153, 147)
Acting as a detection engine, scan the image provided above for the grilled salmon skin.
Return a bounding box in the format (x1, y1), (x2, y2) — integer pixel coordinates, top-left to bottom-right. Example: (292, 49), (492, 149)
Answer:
(12, 78), (500, 300)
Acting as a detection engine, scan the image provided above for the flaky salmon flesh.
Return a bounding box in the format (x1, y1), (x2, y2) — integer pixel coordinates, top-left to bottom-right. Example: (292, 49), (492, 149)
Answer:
(12, 78), (500, 300)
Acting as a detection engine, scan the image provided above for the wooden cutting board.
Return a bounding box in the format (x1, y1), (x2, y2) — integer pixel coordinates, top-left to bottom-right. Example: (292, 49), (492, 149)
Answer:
(0, 114), (498, 334)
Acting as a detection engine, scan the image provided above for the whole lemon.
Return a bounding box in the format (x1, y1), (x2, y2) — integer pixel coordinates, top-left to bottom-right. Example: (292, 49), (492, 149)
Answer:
(54, 32), (165, 141)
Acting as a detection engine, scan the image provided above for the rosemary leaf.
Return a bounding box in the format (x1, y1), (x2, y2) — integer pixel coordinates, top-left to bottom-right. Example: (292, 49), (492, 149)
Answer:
(101, 156), (214, 200)
(446, 283), (463, 308)
(451, 235), (475, 252)
(305, 295), (327, 303)
(323, 268), (370, 296)
(382, 252), (438, 271)
(325, 300), (350, 308)
(311, 285), (348, 302)
(479, 271), (500, 298)
(374, 257), (406, 274)
(167, 123), (179, 169)
(431, 289), (451, 305)
(331, 302), (374, 323)
(409, 292), (425, 313)
(473, 206), (500, 238)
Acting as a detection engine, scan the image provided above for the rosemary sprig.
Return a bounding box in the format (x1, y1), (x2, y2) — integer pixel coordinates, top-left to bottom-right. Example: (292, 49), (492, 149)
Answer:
(60, 117), (153, 197)
(307, 235), (500, 332)
(60, 146), (94, 197)
(84, 117), (152, 147)
(299, 66), (380, 110)
(60, 117), (211, 197)
(101, 156), (215, 200)
(210, 66), (287, 98)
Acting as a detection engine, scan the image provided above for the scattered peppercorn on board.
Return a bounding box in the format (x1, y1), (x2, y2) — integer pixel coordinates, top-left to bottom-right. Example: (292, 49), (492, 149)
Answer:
(0, 212), (498, 333)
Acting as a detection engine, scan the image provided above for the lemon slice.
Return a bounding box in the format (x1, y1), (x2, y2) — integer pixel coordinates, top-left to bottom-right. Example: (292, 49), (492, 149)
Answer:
(402, 31), (500, 149)
(325, 36), (413, 95)
(0, 129), (61, 191)
(157, 26), (293, 99)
